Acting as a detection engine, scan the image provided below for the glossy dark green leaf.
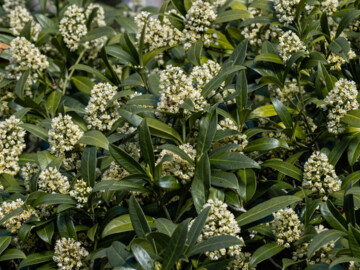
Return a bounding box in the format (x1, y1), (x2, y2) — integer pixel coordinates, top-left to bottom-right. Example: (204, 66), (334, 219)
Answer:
(36, 222), (54, 244)
(244, 137), (287, 152)
(139, 120), (155, 174)
(81, 146), (97, 187)
(156, 176), (181, 190)
(236, 70), (248, 112)
(237, 169), (256, 202)
(196, 106), (218, 158)
(162, 220), (189, 270)
(211, 171), (239, 189)
(109, 144), (146, 175)
(271, 97), (293, 128)
(129, 195), (151, 238)
(254, 53), (284, 65)
(261, 160), (302, 181)
(236, 195), (302, 226)
(214, 9), (251, 23)
(33, 194), (76, 206)
(18, 251), (54, 268)
(320, 201), (347, 232)
(15, 70), (30, 99)
(131, 244), (154, 270)
(57, 212), (77, 240)
(249, 243), (284, 269)
(145, 117), (182, 144)
(187, 39), (202, 66)
(187, 206), (210, 250)
(307, 230), (346, 257)
(19, 123), (49, 141)
(0, 249), (26, 262)
(106, 241), (132, 267)
(191, 154), (211, 212)
(0, 237), (11, 256)
(46, 91), (62, 117)
(210, 152), (260, 170)
(155, 218), (176, 236)
(78, 130), (109, 150)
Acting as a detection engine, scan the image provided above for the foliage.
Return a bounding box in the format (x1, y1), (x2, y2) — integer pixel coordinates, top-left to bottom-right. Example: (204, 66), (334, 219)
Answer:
(0, 0), (360, 269)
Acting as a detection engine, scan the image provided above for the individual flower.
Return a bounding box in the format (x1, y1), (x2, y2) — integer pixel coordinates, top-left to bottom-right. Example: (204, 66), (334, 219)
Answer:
(85, 83), (120, 131)
(302, 151), (341, 200)
(48, 114), (84, 156)
(274, 0), (300, 24)
(134, 11), (183, 53)
(6, 37), (49, 85)
(0, 199), (37, 234)
(278, 31), (307, 62)
(70, 179), (92, 208)
(59, 4), (87, 51)
(8, 6), (41, 40)
(292, 225), (336, 265)
(268, 208), (302, 248)
(322, 78), (359, 134)
(53, 238), (89, 270)
(0, 116), (26, 175)
(38, 167), (71, 194)
(157, 143), (196, 184)
(195, 199), (243, 260)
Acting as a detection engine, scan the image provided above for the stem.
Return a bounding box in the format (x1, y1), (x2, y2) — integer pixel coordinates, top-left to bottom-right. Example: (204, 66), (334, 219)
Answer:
(162, 205), (171, 220)
(62, 50), (86, 95)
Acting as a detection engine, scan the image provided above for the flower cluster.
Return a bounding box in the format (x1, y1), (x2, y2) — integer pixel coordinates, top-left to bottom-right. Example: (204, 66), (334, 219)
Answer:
(322, 78), (359, 134)
(293, 225), (336, 265)
(157, 143), (196, 184)
(269, 78), (305, 106)
(38, 167), (71, 194)
(48, 114), (84, 157)
(0, 84), (15, 118)
(70, 180), (93, 208)
(102, 161), (129, 180)
(157, 61), (221, 116)
(20, 163), (40, 192)
(212, 118), (248, 152)
(53, 238), (89, 270)
(227, 252), (254, 270)
(274, 0), (300, 24)
(327, 50), (356, 71)
(278, 31), (308, 62)
(302, 151), (341, 200)
(8, 6), (41, 40)
(269, 208), (302, 248)
(134, 11), (183, 53)
(0, 199), (37, 234)
(321, 0), (339, 15)
(0, 116), (26, 175)
(2, 0), (25, 13)
(6, 37), (49, 85)
(59, 5), (87, 51)
(85, 83), (121, 131)
(196, 199), (243, 260)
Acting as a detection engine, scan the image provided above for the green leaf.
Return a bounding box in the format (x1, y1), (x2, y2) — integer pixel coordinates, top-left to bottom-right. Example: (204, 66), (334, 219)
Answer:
(158, 144), (194, 166)
(342, 110), (360, 128)
(249, 104), (295, 119)
(162, 220), (189, 270)
(20, 21), (32, 40)
(18, 251), (54, 268)
(105, 45), (136, 65)
(214, 9), (251, 23)
(36, 222), (54, 244)
(244, 137), (286, 152)
(237, 169), (257, 202)
(210, 152), (260, 170)
(145, 117), (182, 144)
(155, 218), (176, 236)
(320, 201), (347, 233)
(46, 91), (62, 117)
(87, 224), (98, 242)
(102, 214), (154, 238)
(188, 235), (243, 257)
(157, 176), (181, 189)
(348, 225), (360, 258)
(202, 65), (246, 97)
(129, 195), (151, 238)
(249, 243), (285, 269)
(57, 212), (77, 240)
(187, 207), (210, 250)
(109, 144), (146, 175)
(229, 39), (248, 66)
(78, 130), (109, 150)
(70, 64), (111, 83)
(20, 123), (49, 141)
(187, 39), (202, 66)
(139, 120), (155, 174)
(211, 171), (239, 189)
(33, 194), (76, 206)
(236, 70), (248, 112)
(328, 136), (352, 166)
(261, 160), (302, 181)
(0, 237), (11, 256)
(15, 70), (30, 99)
(271, 97), (293, 128)
(236, 195), (302, 226)
(106, 241), (132, 267)
(348, 134), (360, 166)
(0, 249), (26, 262)
(131, 244), (154, 270)
(80, 26), (115, 42)
(196, 106), (218, 158)
(307, 230), (346, 257)
(254, 53), (284, 65)
(329, 257), (360, 270)
(72, 76), (94, 95)
(92, 180), (148, 193)
(81, 146), (97, 187)
(191, 154), (211, 213)
(336, 10), (360, 38)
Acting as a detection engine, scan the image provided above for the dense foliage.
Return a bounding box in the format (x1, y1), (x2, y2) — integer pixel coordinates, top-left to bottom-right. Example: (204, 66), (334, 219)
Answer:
(1, 0), (360, 269)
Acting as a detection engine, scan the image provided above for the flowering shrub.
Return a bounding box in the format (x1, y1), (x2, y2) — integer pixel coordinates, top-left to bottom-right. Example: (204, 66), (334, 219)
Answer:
(0, 0), (360, 269)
